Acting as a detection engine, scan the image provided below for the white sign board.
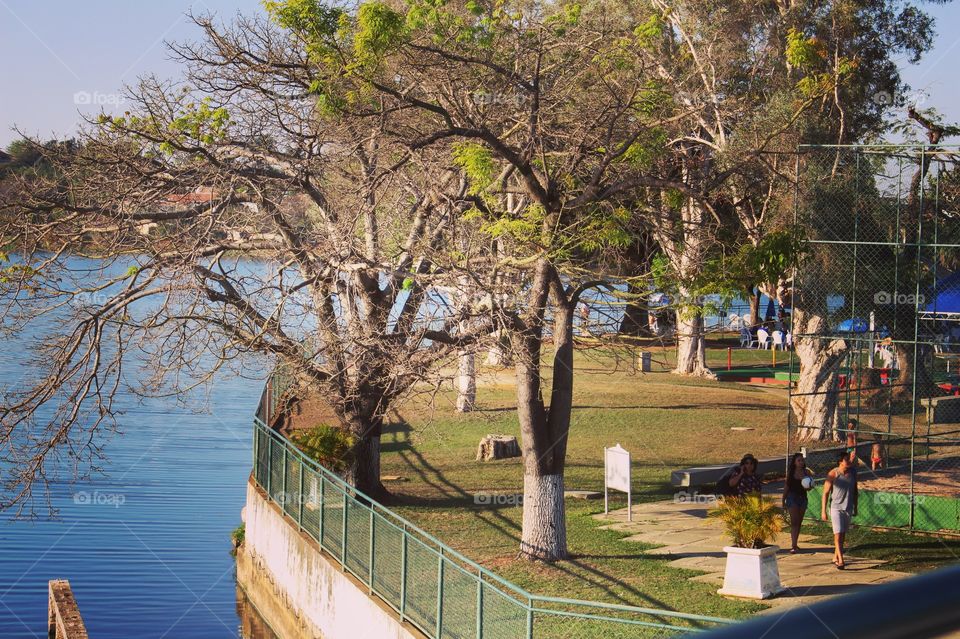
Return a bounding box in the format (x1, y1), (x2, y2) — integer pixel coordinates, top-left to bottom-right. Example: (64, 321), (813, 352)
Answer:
(604, 444), (632, 522)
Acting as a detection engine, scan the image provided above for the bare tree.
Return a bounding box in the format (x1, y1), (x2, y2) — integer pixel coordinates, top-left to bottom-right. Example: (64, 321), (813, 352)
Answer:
(0, 13), (491, 507)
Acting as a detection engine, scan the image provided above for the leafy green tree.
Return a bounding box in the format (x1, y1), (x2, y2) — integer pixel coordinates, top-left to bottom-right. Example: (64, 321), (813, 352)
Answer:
(262, 0), (952, 553)
(263, 0), (706, 559)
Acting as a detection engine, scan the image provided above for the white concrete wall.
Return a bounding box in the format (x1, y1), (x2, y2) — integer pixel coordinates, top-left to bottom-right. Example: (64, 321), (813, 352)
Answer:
(242, 480), (423, 639)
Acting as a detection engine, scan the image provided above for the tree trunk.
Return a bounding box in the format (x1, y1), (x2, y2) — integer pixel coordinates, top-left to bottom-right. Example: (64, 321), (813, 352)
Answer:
(886, 131), (942, 403)
(456, 349), (476, 412)
(521, 473), (566, 560)
(342, 414), (385, 499)
(513, 261), (570, 562)
(485, 329), (513, 367)
(891, 342), (939, 402)
(654, 198), (713, 378)
(792, 311), (848, 442)
(673, 308), (714, 378)
(619, 282), (650, 336)
(750, 289), (761, 327)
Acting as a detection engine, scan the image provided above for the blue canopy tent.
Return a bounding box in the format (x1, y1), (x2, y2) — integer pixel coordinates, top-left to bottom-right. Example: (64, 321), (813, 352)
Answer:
(836, 317), (870, 333)
(920, 271), (960, 322)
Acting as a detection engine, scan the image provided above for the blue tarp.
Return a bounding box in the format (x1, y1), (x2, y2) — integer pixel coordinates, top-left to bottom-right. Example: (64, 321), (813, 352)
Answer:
(836, 317), (869, 333)
(925, 272), (960, 317)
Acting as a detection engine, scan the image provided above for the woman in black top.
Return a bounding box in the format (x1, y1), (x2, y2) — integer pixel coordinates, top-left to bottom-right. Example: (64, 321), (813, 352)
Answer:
(782, 453), (814, 554)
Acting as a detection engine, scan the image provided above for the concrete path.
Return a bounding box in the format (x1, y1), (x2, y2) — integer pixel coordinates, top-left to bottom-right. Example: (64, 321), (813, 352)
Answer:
(594, 498), (912, 612)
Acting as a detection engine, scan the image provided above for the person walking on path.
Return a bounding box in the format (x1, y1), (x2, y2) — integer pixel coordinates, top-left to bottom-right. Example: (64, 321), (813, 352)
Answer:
(783, 453), (814, 554)
(821, 451), (858, 569)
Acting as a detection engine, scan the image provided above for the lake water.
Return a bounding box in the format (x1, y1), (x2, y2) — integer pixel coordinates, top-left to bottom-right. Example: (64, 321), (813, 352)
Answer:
(0, 327), (277, 637)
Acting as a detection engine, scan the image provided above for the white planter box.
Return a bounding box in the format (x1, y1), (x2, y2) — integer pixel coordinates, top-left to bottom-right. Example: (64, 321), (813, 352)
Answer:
(717, 545), (784, 599)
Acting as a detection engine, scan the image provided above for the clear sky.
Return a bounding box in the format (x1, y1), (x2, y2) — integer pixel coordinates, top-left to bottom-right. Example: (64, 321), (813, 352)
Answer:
(1, 0), (959, 148)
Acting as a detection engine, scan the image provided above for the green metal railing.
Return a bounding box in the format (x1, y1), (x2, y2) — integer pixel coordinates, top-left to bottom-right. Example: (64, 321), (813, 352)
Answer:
(251, 418), (733, 638)
(257, 364), (294, 425)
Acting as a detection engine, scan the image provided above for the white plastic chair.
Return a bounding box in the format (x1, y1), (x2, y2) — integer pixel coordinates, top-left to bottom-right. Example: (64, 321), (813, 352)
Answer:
(933, 335), (946, 354)
(772, 330), (784, 350)
(757, 328), (770, 349)
(739, 327), (752, 348)
(785, 331), (793, 349)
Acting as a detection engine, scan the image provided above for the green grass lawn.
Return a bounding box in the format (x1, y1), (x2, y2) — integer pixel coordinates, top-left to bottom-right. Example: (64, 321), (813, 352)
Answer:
(343, 345), (958, 620)
(377, 351), (787, 619)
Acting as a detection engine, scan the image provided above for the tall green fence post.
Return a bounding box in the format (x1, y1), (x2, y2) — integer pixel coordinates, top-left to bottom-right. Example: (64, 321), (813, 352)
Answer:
(400, 526), (408, 623)
(253, 421), (259, 479)
(281, 444), (288, 511)
(526, 596), (533, 639)
(318, 476), (325, 548)
(297, 458), (304, 531)
(341, 491), (348, 569)
(368, 508), (375, 594)
(266, 437), (273, 497)
(476, 570), (484, 639)
(436, 548), (445, 638)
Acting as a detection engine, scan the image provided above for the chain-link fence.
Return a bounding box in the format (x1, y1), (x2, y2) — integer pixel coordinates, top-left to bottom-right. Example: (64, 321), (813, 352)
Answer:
(251, 418), (733, 638)
(789, 144), (960, 533)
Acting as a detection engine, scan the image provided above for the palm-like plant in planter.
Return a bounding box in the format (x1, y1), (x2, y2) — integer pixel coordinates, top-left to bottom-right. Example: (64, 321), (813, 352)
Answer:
(711, 495), (786, 599)
(712, 494), (784, 548)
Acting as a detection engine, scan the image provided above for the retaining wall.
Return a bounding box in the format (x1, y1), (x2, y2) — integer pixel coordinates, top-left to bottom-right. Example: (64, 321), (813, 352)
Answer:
(239, 478), (425, 639)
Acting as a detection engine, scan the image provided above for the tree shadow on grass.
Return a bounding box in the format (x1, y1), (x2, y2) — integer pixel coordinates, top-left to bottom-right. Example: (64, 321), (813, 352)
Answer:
(384, 419), (524, 542)
(640, 550), (727, 560)
(380, 420), (414, 453)
(548, 555), (708, 622)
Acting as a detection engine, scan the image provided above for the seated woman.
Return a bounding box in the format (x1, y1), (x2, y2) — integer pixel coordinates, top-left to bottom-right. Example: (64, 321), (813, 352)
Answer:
(728, 454), (762, 496)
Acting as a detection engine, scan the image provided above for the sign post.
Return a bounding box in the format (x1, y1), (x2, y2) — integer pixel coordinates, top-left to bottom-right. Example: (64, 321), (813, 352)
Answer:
(604, 444), (632, 522)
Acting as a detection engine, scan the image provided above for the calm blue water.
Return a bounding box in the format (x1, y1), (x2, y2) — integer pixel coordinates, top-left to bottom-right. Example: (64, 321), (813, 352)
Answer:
(0, 333), (267, 637)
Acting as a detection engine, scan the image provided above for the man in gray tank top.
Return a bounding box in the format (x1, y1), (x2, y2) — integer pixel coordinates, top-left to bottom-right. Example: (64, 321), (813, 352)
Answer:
(821, 451), (858, 569)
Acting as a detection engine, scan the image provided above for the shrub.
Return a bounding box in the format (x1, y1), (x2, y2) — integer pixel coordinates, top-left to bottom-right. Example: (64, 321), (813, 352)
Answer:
(230, 523), (245, 556)
(290, 424), (356, 473)
(711, 494), (784, 549)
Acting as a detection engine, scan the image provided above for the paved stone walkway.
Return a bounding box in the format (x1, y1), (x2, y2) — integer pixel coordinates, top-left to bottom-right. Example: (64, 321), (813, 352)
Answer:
(595, 498), (912, 612)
